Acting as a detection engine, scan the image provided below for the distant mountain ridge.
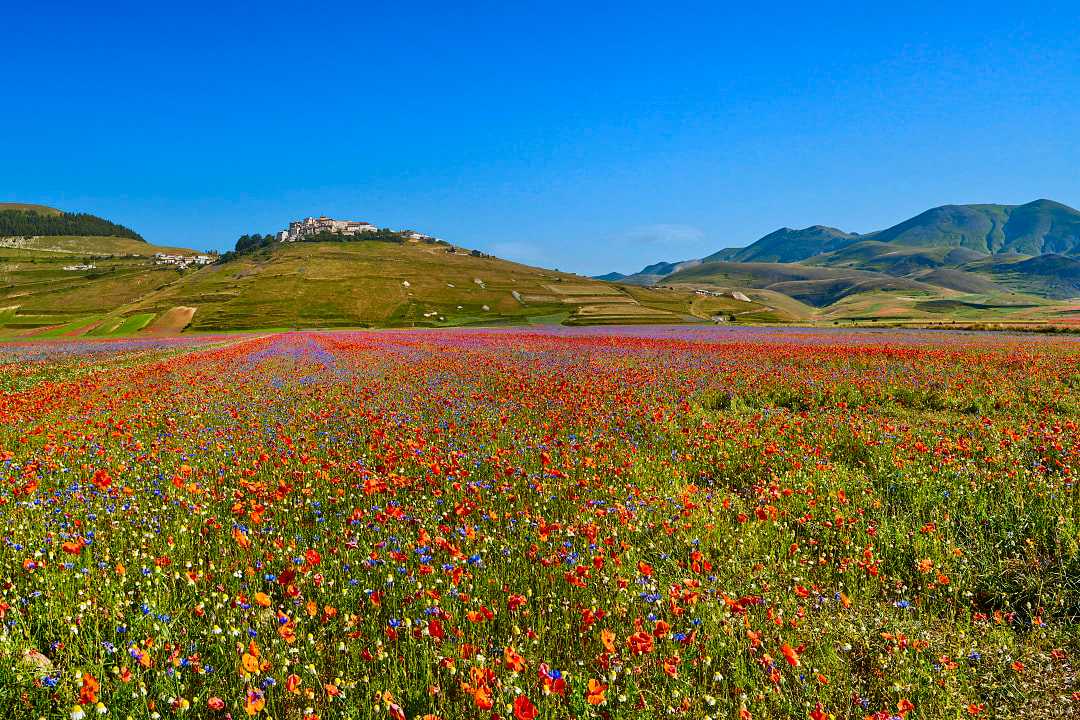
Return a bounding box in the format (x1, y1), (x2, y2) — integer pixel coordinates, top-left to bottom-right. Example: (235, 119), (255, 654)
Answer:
(601, 199), (1080, 282)
(718, 225), (860, 263)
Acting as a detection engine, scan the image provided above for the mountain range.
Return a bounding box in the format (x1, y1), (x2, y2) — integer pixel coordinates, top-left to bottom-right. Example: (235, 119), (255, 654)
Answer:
(599, 200), (1080, 324)
(1, 199), (1078, 337)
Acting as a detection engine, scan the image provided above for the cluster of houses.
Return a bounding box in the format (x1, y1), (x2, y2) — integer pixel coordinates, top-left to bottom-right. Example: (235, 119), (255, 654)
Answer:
(276, 216), (443, 244)
(154, 253), (214, 269)
(62, 263), (96, 271)
(277, 216), (377, 242)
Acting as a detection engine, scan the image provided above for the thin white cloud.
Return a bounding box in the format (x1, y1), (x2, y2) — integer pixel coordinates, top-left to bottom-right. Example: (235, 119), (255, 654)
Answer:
(490, 241), (545, 265)
(615, 224), (706, 247)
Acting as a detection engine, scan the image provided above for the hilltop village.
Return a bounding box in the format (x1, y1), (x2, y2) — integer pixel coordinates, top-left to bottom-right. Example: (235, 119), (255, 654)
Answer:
(276, 215), (439, 244)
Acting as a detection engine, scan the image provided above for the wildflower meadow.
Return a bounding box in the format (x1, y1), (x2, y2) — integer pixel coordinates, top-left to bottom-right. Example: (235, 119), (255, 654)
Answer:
(0, 327), (1077, 720)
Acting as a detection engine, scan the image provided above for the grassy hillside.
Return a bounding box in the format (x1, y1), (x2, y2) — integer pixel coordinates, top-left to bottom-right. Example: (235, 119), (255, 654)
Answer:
(0, 202), (62, 215)
(0, 235), (196, 256)
(655, 258), (1076, 325)
(110, 240), (705, 331)
(806, 240), (987, 275)
(965, 253), (1080, 299)
(0, 247), (192, 335)
(661, 261), (942, 307)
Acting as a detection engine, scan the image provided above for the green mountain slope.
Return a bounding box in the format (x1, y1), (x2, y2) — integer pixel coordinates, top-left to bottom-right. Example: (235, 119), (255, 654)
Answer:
(964, 254), (1080, 299)
(766, 199), (1080, 260)
(806, 241), (987, 275)
(722, 225), (860, 263)
(604, 199), (1080, 283)
(599, 200), (1080, 324)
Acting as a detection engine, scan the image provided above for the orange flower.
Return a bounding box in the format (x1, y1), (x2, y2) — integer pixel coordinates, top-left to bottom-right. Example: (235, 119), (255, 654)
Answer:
(62, 538), (85, 555)
(504, 646), (526, 672)
(780, 643), (800, 667)
(286, 673), (302, 693)
(600, 628), (616, 653)
(244, 688), (265, 715)
(79, 673), (99, 704)
(586, 678), (607, 705)
(470, 684), (492, 710)
(241, 652), (259, 674)
(233, 528), (251, 549)
(254, 591), (271, 607)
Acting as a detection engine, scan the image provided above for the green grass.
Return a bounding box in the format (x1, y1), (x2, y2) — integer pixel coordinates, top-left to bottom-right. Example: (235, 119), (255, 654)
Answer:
(5, 235), (197, 257)
(87, 313), (155, 336)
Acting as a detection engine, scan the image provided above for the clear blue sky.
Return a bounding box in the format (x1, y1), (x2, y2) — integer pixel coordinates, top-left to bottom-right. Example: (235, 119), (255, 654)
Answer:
(4, 2), (1079, 275)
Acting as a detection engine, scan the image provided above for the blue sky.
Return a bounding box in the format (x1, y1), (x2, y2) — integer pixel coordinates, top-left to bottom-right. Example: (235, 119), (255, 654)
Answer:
(4, 2), (1079, 275)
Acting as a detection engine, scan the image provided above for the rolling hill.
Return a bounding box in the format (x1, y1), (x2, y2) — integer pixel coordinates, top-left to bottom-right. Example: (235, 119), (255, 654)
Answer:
(661, 262), (941, 307)
(108, 238), (717, 331)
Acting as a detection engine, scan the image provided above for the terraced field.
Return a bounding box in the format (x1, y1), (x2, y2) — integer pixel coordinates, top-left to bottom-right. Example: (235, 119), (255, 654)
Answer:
(111, 241), (698, 331)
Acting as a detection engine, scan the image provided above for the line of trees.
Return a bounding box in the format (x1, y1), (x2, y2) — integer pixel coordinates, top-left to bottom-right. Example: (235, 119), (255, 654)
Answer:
(218, 229), (406, 262)
(0, 209), (144, 241)
(234, 233), (276, 253)
(294, 229), (406, 245)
